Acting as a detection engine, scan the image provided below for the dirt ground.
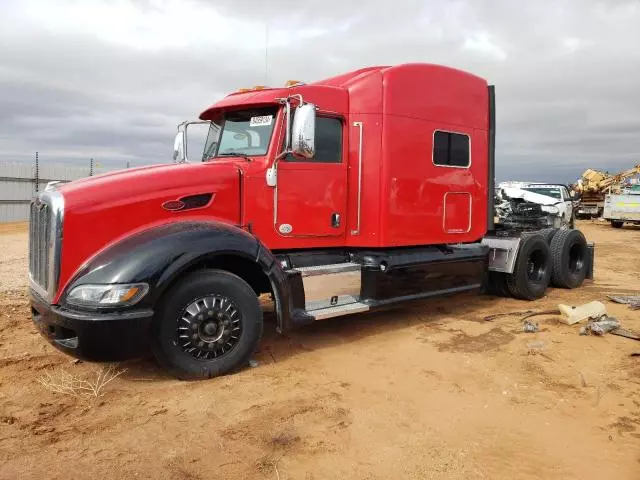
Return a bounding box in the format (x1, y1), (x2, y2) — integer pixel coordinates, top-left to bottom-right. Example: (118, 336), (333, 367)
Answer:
(0, 221), (639, 479)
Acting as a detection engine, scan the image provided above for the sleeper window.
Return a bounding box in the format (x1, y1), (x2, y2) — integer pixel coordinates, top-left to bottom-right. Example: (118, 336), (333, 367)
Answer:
(433, 131), (470, 167)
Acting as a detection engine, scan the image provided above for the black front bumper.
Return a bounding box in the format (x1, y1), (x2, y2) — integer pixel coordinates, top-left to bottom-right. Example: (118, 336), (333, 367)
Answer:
(31, 290), (154, 361)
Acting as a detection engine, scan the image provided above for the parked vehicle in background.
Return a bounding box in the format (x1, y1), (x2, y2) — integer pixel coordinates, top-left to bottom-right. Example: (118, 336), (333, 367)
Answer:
(496, 182), (577, 229)
(28, 63), (594, 380)
(604, 187), (640, 228)
(574, 164), (640, 218)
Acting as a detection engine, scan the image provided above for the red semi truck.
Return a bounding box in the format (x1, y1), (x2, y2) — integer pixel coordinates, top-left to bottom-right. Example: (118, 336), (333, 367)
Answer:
(29, 64), (592, 379)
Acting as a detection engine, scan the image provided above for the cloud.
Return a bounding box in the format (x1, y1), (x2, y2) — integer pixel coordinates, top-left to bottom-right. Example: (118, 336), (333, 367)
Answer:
(0, 0), (639, 182)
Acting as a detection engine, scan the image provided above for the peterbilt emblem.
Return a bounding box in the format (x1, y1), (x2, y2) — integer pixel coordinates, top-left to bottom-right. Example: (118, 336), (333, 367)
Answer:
(278, 224), (293, 234)
(162, 200), (186, 211)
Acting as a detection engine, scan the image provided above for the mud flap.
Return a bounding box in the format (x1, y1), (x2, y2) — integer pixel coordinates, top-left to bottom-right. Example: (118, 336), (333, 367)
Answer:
(586, 242), (595, 280)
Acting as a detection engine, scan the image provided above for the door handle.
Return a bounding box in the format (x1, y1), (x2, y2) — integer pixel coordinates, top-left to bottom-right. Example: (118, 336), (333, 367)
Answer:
(331, 213), (341, 228)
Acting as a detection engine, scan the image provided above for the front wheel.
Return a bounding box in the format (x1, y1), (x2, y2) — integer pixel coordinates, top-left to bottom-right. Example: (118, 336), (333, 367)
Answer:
(151, 269), (263, 380)
(611, 220), (624, 229)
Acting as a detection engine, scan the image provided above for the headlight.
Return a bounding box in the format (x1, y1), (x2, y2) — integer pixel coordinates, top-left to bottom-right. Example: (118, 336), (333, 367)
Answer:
(541, 205), (560, 215)
(66, 283), (149, 307)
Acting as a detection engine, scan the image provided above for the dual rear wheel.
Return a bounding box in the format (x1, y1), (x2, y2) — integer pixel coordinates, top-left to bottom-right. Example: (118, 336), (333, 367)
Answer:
(489, 229), (589, 300)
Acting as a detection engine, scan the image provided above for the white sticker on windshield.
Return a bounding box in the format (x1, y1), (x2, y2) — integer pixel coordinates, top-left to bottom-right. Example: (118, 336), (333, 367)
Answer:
(249, 115), (273, 127)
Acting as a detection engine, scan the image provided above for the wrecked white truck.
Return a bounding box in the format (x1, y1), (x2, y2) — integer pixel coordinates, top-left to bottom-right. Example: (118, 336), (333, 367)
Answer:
(496, 182), (578, 230)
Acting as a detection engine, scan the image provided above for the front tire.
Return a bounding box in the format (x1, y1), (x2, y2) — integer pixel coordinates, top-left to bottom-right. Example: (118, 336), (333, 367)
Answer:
(151, 269), (263, 380)
(611, 220), (624, 229)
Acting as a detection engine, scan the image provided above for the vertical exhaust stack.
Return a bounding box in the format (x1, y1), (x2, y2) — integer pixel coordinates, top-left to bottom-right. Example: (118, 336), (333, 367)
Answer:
(487, 85), (496, 233)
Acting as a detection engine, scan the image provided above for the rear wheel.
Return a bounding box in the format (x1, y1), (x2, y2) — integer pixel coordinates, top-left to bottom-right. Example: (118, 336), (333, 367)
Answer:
(550, 229), (588, 288)
(506, 234), (551, 300)
(611, 220), (624, 229)
(538, 228), (559, 245)
(151, 269), (263, 380)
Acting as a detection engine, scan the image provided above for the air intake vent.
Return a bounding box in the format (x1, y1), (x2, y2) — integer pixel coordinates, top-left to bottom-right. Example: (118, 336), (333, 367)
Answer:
(29, 201), (51, 291)
(181, 193), (213, 210)
(28, 191), (64, 302)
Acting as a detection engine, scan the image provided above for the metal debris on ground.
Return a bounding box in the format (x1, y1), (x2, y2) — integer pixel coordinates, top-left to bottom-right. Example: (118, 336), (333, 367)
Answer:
(484, 309), (559, 323)
(610, 328), (640, 341)
(521, 310), (561, 322)
(607, 295), (640, 310)
(522, 319), (539, 333)
(588, 316), (620, 336)
(484, 310), (536, 322)
(248, 359), (259, 368)
(578, 314), (640, 341)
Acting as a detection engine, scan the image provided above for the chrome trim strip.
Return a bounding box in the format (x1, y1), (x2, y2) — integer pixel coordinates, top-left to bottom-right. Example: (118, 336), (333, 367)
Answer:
(295, 262), (361, 277)
(351, 121), (363, 235)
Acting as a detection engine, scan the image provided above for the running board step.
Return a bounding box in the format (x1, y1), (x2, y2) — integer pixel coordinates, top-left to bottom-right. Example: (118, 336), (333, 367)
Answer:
(295, 262), (361, 278)
(306, 301), (370, 321)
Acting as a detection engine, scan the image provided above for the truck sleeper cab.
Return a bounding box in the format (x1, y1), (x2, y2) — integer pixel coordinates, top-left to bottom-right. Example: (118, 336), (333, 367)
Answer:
(29, 64), (593, 379)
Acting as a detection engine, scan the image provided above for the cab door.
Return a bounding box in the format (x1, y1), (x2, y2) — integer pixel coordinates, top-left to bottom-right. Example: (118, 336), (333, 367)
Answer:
(275, 116), (347, 238)
(560, 186), (574, 221)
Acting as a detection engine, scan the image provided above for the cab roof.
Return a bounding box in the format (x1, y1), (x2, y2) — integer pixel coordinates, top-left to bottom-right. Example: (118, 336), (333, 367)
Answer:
(199, 63), (488, 128)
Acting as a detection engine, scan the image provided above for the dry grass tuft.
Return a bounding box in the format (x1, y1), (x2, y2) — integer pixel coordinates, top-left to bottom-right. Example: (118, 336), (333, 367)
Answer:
(38, 365), (126, 398)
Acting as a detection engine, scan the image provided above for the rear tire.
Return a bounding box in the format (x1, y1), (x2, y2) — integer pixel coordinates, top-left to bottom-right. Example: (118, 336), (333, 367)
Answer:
(506, 234), (551, 300)
(151, 269), (263, 380)
(538, 228), (559, 245)
(611, 220), (624, 229)
(550, 229), (588, 288)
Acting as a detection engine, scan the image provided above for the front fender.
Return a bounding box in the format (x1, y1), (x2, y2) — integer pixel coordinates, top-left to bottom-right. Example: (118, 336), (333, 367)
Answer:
(62, 221), (274, 308)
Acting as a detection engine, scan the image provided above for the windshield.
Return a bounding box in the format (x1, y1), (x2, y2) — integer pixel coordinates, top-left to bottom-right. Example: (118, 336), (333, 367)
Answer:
(202, 107), (278, 161)
(522, 187), (562, 200)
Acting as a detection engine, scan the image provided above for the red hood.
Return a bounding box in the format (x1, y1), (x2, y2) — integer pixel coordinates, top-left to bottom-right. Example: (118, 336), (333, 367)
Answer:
(56, 162), (242, 302)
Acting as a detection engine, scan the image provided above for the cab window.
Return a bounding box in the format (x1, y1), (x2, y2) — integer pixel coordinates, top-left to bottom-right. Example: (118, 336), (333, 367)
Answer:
(284, 116), (343, 163)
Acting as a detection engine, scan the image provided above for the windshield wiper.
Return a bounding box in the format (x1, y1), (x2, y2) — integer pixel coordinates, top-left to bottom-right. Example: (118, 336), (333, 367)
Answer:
(217, 152), (252, 162)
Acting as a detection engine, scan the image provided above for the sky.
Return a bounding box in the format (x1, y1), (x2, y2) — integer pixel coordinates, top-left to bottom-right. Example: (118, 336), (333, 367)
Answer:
(1, 0), (640, 182)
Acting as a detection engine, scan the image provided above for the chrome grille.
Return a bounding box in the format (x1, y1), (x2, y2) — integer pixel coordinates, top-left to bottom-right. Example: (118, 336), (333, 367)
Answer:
(28, 188), (64, 302)
(29, 201), (51, 290)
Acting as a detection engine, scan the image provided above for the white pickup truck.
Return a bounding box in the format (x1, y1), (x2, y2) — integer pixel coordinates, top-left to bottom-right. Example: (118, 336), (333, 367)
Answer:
(604, 187), (640, 228)
(497, 182), (577, 228)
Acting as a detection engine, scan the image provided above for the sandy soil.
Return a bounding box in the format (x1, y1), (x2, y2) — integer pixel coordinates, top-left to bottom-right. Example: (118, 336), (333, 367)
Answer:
(0, 221), (639, 479)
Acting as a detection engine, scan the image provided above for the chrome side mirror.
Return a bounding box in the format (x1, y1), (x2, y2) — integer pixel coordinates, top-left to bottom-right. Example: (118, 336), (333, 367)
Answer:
(173, 128), (186, 163)
(266, 166), (277, 187)
(291, 103), (316, 159)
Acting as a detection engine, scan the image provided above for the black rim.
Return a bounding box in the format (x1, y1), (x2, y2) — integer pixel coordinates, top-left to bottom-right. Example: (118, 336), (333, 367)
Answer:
(175, 295), (242, 360)
(568, 243), (585, 273)
(527, 249), (546, 282)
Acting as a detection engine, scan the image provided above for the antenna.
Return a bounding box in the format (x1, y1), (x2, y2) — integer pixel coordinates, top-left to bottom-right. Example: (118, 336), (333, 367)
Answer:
(264, 24), (269, 85)
(34, 151), (39, 193)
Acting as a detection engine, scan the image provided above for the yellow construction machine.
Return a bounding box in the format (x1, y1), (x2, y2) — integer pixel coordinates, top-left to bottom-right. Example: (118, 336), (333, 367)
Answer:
(574, 164), (640, 218)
